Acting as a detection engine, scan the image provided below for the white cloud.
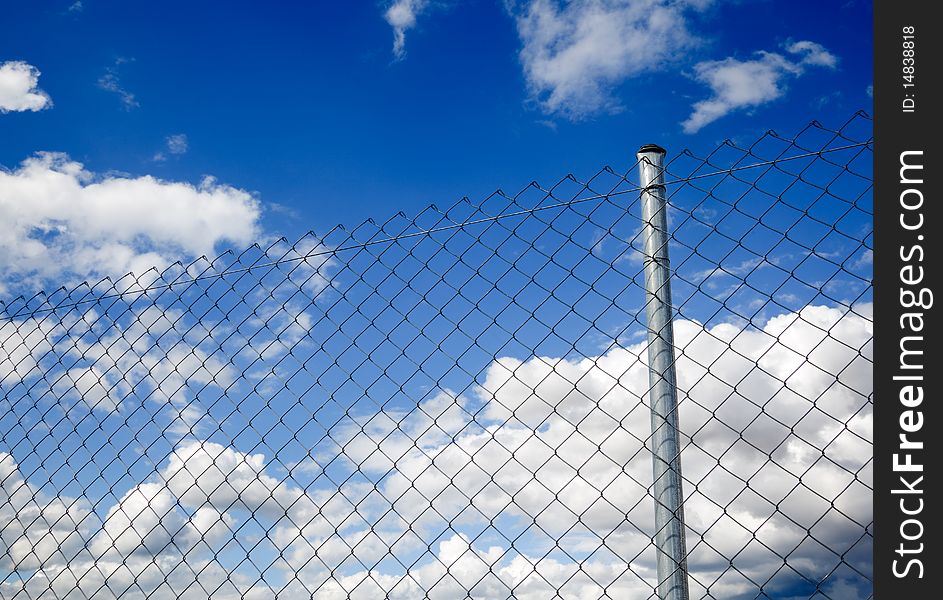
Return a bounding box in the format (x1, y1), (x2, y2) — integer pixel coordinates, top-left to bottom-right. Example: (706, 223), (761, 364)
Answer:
(786, 40), (838, 68)
(0, 449), (251, 599)
(0, 452), (99, 574)
(165, 133), (189, 155)
(384, 0), (430, 59)
(0, 61), (52, 113)
(0, 316), (56, 386)
(514, 0), (708, 118)
(331, 303), (872, 598)
(52, 366), (121, 412)
(0, 152), (261, 291)
(0, 305), (239, 464)
(853, 249), (872, 269)
(0, 303), (872, 599)
(682, 40), (838, 133)
(154, 133), (189, 161)
(98, 58), (139, 110)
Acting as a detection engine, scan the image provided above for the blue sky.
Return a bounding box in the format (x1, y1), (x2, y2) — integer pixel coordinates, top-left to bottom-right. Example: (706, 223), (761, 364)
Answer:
(0, 2), (873, 599)
(2, 0), (871, 281)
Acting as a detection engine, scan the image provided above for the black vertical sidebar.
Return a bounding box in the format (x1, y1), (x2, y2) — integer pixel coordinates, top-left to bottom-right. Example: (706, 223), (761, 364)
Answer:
(873, 1), (940, 597)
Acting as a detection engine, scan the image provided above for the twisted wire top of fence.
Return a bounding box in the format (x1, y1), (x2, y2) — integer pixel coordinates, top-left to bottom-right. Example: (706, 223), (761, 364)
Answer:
(1, 112), (872, 600)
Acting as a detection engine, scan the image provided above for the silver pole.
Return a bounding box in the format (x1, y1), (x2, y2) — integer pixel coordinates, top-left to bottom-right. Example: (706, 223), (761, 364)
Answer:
(637, 144), (689, 600)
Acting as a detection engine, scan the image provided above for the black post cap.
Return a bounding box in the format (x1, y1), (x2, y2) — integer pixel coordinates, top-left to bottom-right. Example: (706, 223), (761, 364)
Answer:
(637, 144), (667, 155)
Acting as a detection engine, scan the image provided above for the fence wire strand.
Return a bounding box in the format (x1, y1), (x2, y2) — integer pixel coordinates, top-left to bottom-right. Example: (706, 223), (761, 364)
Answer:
(1, 113), (872, 599)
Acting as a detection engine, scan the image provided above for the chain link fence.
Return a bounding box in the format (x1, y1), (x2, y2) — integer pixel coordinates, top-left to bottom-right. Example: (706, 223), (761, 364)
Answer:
(0, 113), (873, 599)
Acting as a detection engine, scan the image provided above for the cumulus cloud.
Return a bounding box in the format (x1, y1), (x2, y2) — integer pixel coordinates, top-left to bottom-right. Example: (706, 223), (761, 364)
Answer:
(0, 152), (261, 291)
(682, 40), (838, 133)
(0, 61), (52, 113)
(0, 303), (872, 599)
(384, 0), (430, 59)
(514, 0), (709, 118)
(0, 449), (246, 599)
(0, 316), (56, 385)
(0, 452), (99, 575)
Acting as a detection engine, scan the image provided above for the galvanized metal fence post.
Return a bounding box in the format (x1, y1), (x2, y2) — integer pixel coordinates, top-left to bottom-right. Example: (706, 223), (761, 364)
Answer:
(637, 144), (689, 600)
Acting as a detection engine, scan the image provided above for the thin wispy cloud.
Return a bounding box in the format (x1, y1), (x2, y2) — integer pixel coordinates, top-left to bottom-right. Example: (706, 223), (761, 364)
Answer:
(153, 133), (189, 161)
(166, 133), (188, 154)
(682, 40), (838, 133)
(384, 0), (430, 59)
(97, 57), (139, 110)
(267, 201), (301, 220)
(0, 61), (52, 113)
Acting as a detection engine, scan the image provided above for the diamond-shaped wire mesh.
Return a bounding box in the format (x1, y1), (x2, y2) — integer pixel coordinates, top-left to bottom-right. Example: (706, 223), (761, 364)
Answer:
(0, 113), (872, 599)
